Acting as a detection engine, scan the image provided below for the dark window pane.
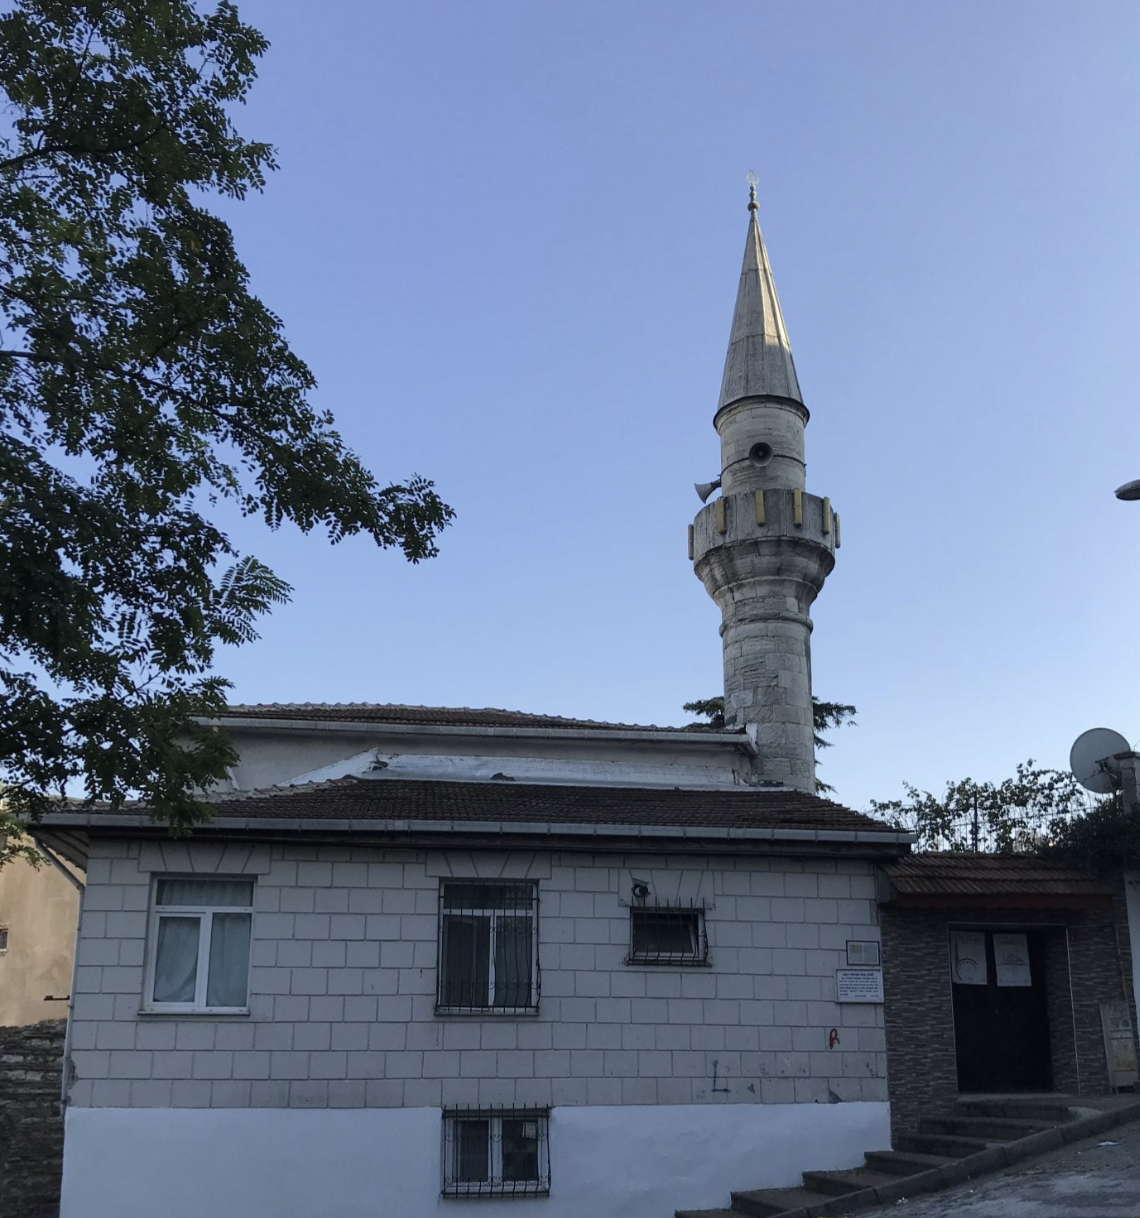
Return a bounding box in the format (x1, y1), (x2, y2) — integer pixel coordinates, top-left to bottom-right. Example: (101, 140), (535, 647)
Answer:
(494, 916), (533, 1008)
(443, 883), (533, 911)
(454, 1119), (489, 1183)
(441, 914), (490, 1006)
(501, 1118), (540, 1183)
(152, 916), (200, 1003)
(631, 910), (701, 958)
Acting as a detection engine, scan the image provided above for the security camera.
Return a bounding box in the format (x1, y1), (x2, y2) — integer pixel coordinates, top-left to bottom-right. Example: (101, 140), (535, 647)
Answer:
(631, 879), (650, 901)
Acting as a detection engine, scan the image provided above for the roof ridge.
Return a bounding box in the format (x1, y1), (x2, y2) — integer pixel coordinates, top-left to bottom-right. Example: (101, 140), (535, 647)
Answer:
(215, 702), (728, 734)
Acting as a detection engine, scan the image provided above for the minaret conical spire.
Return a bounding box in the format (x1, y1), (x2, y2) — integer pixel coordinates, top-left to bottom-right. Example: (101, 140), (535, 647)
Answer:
(717, 187), (803, 412)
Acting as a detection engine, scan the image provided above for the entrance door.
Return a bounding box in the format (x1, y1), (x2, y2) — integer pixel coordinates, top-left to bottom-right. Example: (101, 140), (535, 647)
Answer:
(950, 928), (1052, 1093)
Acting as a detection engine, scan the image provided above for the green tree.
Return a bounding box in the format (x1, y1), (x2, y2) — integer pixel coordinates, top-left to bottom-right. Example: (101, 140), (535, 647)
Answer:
(1043, 791), (1140, 875)
(0, 0), (453, 849)
(681, 695), (857, 795)
(868, 761), (1092, 853)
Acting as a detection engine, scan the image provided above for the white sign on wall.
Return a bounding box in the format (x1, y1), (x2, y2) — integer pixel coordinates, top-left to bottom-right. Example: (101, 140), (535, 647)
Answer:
(949, 930), (987, 985)
(836, 968), (884, 1003)
(993, 932), (1032, 987)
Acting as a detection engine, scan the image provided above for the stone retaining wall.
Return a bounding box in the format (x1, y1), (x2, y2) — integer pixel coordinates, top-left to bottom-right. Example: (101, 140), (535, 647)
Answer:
(0, 1019), (66, 1218)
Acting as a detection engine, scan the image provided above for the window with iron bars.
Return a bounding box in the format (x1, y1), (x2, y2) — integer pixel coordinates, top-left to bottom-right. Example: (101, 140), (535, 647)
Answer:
(436, 882), (539, 1014)
(626, 900), (708, 965)
(442, 1107), (550, 1198)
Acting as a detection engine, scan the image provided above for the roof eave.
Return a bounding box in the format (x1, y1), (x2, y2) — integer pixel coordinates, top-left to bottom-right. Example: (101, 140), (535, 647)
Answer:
(887, 890), (1113, 911)
(199, 716), (757, 755)
(36, 812), (913, 858)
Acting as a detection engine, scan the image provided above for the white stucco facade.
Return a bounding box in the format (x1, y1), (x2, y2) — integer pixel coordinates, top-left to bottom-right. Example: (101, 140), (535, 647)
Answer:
(61, 1100), (891, 1218)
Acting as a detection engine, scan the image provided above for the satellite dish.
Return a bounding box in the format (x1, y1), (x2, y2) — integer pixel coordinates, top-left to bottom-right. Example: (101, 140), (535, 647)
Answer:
(1070, 727), (1131, 794)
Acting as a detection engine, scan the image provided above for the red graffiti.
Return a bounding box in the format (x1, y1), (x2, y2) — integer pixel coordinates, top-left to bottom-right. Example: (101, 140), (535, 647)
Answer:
(828, 1028), (841, 1049)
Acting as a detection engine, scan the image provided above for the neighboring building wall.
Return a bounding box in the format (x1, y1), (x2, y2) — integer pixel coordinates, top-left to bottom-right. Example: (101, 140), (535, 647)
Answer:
(0, 851), (80, 1027)
(0, 1019), (66, 1218)
(59, 838), (892, 1218)
(880, 899), (1137, 1136)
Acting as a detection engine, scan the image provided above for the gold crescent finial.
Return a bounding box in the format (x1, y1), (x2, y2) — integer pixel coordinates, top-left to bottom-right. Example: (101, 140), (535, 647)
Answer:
(745, 170), (759, 213)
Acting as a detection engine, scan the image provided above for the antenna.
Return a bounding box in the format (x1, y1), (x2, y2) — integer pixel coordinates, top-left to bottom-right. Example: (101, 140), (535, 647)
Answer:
(1069, 727), (1131, 794)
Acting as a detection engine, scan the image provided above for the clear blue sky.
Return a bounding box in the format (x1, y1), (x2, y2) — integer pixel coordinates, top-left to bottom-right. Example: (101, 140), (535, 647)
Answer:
(210, 0), (1140, 810)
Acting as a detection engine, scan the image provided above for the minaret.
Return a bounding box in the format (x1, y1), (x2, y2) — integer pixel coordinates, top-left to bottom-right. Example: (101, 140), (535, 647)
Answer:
(690, 184), (838, 792)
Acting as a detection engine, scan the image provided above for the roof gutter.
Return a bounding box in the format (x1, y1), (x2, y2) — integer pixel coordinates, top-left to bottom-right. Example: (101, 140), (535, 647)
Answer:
(198, 716), (758, 755)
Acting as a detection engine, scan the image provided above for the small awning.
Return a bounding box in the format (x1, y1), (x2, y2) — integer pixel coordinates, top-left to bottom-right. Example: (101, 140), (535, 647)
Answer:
(884, 852), (1114, 910)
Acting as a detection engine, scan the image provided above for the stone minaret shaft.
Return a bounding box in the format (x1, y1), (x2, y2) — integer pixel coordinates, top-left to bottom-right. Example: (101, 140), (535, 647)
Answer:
(691, 191), (837, 792)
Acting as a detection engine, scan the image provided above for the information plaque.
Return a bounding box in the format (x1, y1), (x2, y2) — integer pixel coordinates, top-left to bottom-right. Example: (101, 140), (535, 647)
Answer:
(836, 967), (884, 1003)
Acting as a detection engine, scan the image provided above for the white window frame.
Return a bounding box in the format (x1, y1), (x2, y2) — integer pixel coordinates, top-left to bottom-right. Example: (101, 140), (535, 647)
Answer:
(143, 876), (254, 1014)
(442, 1109), (551, 1197)
(436, 881), (539, 1014)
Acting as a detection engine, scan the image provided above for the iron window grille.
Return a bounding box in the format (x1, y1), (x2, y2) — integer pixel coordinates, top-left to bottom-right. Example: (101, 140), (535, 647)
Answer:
(442, 1107), (550, 1198)
(436, 881), (539, 1014)
(0, 926), (7, 952)
(626, 900), (708, 966)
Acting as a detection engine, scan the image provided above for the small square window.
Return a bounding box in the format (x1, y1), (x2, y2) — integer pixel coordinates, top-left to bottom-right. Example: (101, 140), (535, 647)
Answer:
(627, 906), (707, 966)
(145, 878), (254, 1013)
(442, 1108), (550, 1197)
(437, 882), (538, 1013)
(846, 939), (881, 967)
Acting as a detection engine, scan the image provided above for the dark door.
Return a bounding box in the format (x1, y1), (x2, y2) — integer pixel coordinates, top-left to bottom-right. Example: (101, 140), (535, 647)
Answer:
(950, 928), (1052, 1093)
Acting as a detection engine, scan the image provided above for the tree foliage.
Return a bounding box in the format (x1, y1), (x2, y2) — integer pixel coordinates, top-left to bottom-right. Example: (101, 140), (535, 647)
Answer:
(681, 695), (857, 795)
(0, 0), (453, 840)
(1041, 792), (1140, 876)
(868, 760), (1094, 853)
(868, 758), (1140, 876)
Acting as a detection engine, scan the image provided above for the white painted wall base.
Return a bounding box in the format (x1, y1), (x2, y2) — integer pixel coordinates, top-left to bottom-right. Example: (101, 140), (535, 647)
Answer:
(61, 1101), (891, 1218)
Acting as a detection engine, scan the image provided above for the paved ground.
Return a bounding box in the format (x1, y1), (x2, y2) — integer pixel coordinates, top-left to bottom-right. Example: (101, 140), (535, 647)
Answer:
(854, 1118), (1140, 1217)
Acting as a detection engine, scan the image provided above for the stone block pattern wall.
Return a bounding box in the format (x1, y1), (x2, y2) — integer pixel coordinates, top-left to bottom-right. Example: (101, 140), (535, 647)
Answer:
(880, 898), (1137, 1137)
(878, 909), (959, 1137)
(0, 1019), (66, 1218)
(64, 840), (887, 1111)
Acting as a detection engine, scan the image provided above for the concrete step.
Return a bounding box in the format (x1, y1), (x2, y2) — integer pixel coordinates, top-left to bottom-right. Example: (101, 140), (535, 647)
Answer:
(675, 1209), (740, 1218)
(863, 1148), (957, 1177)
(921, 1114), (1052, 1140)
(801, 1167), (900, 1197)
(957, 1097), (1075, 1123)
(896, 1130), (994, 1157)
(729, 1186), (837, 1217)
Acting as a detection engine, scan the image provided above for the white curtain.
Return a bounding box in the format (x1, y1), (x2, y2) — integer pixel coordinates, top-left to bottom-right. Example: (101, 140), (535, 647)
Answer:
(156, 878), (254, 907)
(206, 912), (251, 1007)
(153, 916), (199, 1003)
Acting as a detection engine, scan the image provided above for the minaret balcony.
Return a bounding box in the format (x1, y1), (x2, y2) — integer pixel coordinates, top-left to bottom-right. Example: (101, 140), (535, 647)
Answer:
(689, 488), (838, 579)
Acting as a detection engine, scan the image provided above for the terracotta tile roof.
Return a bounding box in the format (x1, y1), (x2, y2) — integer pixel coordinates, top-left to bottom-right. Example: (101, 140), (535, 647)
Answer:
(885, 852), (1112, 906)
(218, 703), (719, 734)
(193, 775), (896, 836)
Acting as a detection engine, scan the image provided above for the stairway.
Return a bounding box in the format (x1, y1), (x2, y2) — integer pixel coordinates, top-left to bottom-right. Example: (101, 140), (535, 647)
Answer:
(675, 1097), (1078, 1218)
